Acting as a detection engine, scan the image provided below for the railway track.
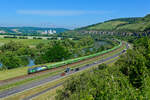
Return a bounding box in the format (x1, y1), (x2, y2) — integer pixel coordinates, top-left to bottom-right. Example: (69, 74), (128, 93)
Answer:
(0, 43), (128, 99)
(0, 42), (125, 86)
(22, 58), (121, 100)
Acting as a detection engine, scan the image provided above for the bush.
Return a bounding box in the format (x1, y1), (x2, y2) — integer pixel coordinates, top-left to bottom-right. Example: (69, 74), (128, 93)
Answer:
(98, 64), (107, 70)
(56, 66), (140, 100)
(116, 49), (148, 88)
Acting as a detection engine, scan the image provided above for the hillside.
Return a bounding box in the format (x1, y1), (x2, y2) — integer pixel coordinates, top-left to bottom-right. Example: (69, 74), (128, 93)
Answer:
(78, 14), (150, 33)
(0, 27), (69, 35)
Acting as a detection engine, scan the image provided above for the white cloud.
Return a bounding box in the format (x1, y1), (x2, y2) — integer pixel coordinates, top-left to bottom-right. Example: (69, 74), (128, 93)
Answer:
(17, 10), (113, 16)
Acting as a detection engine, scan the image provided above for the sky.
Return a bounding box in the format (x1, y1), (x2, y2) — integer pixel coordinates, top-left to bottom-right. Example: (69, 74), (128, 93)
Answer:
(0, 0), (150, 29)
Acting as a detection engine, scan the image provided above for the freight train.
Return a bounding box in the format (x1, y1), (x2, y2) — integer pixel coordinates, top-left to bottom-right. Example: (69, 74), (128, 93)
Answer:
(28, 40), (122, 74)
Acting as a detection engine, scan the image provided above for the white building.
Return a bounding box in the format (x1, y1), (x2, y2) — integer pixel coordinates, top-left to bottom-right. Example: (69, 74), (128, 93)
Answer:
(41, 30), (57, 35)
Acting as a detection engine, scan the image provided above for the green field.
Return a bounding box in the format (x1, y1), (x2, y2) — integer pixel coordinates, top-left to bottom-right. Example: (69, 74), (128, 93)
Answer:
(0, 67), (28, 80)
(0, 38), (51, 46)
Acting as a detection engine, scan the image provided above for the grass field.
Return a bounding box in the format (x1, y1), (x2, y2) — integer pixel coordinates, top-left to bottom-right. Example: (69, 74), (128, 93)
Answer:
(0, 63), (54, 81)
(0, 38), (51, 46)
(0, 67), (28, 81)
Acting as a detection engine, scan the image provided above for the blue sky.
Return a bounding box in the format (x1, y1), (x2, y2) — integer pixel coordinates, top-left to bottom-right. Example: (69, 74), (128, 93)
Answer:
(0, 0), (150, 29)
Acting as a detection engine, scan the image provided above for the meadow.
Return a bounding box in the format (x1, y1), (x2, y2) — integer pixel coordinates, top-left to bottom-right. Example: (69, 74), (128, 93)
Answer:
(0, 38), (51, 47)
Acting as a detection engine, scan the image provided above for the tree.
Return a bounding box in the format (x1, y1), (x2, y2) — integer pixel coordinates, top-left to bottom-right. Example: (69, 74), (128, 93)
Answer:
(35, 43), (71, 64)
(45, 43), (71, 62)
(0, 41), (31, 69)
(0, 51), (28, 69)
(0, 41), (23, 52)
(116, 49), (148, 88)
